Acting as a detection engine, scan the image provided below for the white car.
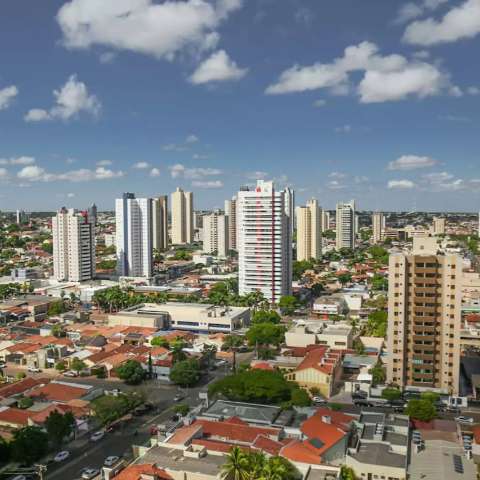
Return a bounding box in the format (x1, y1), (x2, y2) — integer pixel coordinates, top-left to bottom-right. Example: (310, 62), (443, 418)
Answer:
(27, 366), (41, 373)
(54, 450), (70, 462)
(104, 455), (120, 467)
(455, 416), (474, 424)
(312, 396), (327, 404)
(90, 430), (105, 442)
(81, 468), (100, 479)
(63, 370), (78, 377)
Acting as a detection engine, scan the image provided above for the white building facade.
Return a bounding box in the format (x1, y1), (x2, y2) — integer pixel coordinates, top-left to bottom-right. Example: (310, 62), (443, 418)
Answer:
(296, 198), (322, 261)
(171, 188), (194, 245)
(336, 200), (356, 250)
(203, 213), (229, 257)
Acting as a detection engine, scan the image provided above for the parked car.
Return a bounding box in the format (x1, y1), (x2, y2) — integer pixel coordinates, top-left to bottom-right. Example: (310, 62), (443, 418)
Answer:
(27, 366), (41, 373)
(81, 468), (100, 479)
(104, 456), (120, 467)
(455, 416), (474, 424)
(173, 393), (184, 402)
(352, 391), (368, 400)
(63, 370), (78, 377)
(90, 430), (105, 442)
(312, 396), (327, 405)
(54, 451), (70, 462)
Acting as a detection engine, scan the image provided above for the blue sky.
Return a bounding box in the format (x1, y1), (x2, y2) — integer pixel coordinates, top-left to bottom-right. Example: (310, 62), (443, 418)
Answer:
(0, 0), (479, 212)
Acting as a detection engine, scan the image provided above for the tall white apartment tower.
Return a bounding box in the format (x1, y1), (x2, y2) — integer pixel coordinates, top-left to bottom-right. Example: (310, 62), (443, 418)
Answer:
(322, 210), (330, 232)
(433, 217), (446, 236)
(237, 180), (292, 303)
(336, 200), (356, 250)
(152, 195), (169, 251)
(372, 212), (384, 244)
(203, 213), (229, 257)
(115, 193), (152, 278)
(171, 188), (194, 245)
(52, 207), (95, 282)
(296, 199), (322, 261)
(224, 196), (237, 251)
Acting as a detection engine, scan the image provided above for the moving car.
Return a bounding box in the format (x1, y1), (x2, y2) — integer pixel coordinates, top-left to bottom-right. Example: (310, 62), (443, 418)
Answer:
(54, 451), (70, 462)
(173, 393), (184, 402)
(81, 468), (100, 479)
(90, 430), (105, 442)
(455, 416), (474, 424)
(104, 456), (120, 467)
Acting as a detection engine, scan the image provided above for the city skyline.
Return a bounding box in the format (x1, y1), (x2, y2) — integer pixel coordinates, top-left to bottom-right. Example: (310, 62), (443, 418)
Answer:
(1, 1), (480, 212)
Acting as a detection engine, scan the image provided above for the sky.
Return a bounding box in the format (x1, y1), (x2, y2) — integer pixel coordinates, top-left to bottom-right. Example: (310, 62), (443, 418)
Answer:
(0, 0), (479, 212)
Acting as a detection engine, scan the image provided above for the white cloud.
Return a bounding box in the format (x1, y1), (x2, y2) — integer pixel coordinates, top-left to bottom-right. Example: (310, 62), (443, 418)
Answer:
(0, 168), (8, 178)
(328, 171), (347, 179)
(168, 163), (222, 179)
(403, 0), (480, 46)
(295, 7), (314, 25)
(0, 156), (36, 166)
(186, 134), (199, 144)
(99, 51), (116, 64)
(162, 143), (188, 152)
(467, 86), (480, 95)
(334, 125), (352, 133)
(25, 75), (101, 122)
(388, 155), (438, 170)
(96, 159), (112, 166)
(17, 165), (123, 182)
(192, 153), (210, 160)
(66, 157), (76, 164)
(0, 86), (18, 110)
(247, 171), (268, 180)
(191, 179), (223, 188)
(326, 180), (347, 190)
(313, 99), (327, 107)
(189, 50), (247, 84)
(421, 171), (467, 191)
(388, 179), (416, 189)
(67, 192), (75, 198)
(265, 41), (451, 103)
(57, 0), (242, 60)
(132, 161), (150, 169)
(150, 167), (160, 177)
(395, 0), (447, 24)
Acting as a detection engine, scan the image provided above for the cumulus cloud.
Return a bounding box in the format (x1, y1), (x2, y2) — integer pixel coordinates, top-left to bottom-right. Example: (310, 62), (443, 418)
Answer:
(0, 86), (18, 110)
(334, 125), (352, 133)
(403, 0), (480, 46)
(150, 167), (160, 177)
(0, 156), (36, 166)
(246, 171), (268, 180)
(388, 155), (438, 170)
(388, 179), (416, 189)
(96, 160), (112, 166)
(0, 168), (8, 178)
(395, 0), (447, 24)
(67, 192), (75, 198)
(421, 171), (467, 191)
(168, 163), (222, 179)
(191, 179), (223, 188)
(25, 75), (101, 122)
(189, 50), (247, 84)
(265, 41), (452, 103)
(313, 99), (327, 107)
(132, 161), (150, 169)
(326, 180), (347, 190)
(57, 0), (242, 61)
(17, 165), (123, 182)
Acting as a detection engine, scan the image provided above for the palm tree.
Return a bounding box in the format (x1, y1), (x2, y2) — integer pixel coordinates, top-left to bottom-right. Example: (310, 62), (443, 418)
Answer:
(245, 451), (266, 479)
(258, 458), (286, 480)
(221, 447), (249, 480)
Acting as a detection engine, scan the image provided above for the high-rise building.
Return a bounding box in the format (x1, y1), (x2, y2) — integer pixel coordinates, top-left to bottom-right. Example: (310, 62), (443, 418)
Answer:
(52, 207), (95, 282)
(237, 180), (292, 303)
(322, 210), (330, 232)
(152, 195), (168, 251)
(203, 213), (229, 257)
(433, 216), (446, 236)
(336, 200), (356, 250)
(171, 188), (194, 245)
(16, 209), (29, 225)
(88, 203), (98, 226)
(224, 196), (237, 251)
(386, 237), (461, 395)
(296, 199), (322, 261)
(115, 193), (152, 278)
(372, 212), (384, 244)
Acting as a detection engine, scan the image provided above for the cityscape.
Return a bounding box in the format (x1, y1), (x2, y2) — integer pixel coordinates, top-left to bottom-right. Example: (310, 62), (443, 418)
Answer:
(1, 1), (480, 480)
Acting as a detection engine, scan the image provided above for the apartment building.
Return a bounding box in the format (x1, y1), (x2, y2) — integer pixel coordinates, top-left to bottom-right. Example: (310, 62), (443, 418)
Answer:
(151, 195), (168, 251)
(171, 188), (193, 245)
(224, 196), (237, 251)
(296, 198), (322, 261)
(433, 216), (446, 236)
(336, 200), (356, 250)
(115, 193), (152, 278)
(387, 238), (462, 394)
(237, 180), (293, 303)
(203, 212), (229, 257)
(52, 207), (95, 282)
(322, 210), (330, 232)
(372, 212), (385, 244)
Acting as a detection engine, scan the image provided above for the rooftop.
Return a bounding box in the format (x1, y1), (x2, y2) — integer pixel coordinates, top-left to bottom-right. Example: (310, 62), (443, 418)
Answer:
(349, 442), (406, 469)
(202, 400), (281, 426)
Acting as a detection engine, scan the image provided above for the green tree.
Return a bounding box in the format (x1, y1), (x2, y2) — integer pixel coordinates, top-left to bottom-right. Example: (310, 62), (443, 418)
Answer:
(371, 274), (388, 291)
(340, 465), (357, 480)
(0, 437), (10, 464)
(222, 334), (244, 351)
(381, 387), (402, 403)
(51, 323), (66, 338)
(420, 391), (440, 404)
(292, 260), (315, 281)
(115, 360), (146, 385)
(252, 310), (281, 324)
(405, 398), (436, 422)
(174, 404), (190, 416)
(365, 310), (388, 337)
(278, 295), (298, 316)
(45, 410), (75, 448)
(170, 359), (201, 387)
(17, 396), (34, 409)
(221, 446), (249, 480)
(369, 363), (386, 386)
(337, 273), (352, 286)
(70, 357), (87, 374)
(47, 301), (66, 317)
(55, 360), (67, 372)
(246, 323), (285, 347)
(11, 426), (49, 465)
(151, 336), (170, 348)
(290, 388), (311, 407)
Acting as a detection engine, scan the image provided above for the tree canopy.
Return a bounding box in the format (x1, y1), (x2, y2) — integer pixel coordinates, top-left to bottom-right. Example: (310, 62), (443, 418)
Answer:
(115, 360), (146, 385)
(405, 398), (436, 422)
(11, 426), (49, 465)
(45, 410), (75, 448)
(170, 358), (201, 387)
(252, 310), (281, 324)
(246, 323), (285, 347)
(278, 295), (298, 316)
(365, 310), (388, 337)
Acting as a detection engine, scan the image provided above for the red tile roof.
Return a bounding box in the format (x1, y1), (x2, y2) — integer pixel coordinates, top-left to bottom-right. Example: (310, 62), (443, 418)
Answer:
(295, 346), (341, 375)
(27, 383), (88, 403)
(252, 435), (284, 456)
(0, 407), (32, 427)
(191, 438), (239, 453)
(0, 377), (46, 399)
(112, 464), (172, 480)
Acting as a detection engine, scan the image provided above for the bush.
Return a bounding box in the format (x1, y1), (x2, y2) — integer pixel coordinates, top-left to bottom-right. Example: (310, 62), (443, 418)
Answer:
(17, 397), (34, 409)
(174, 404), (190, 416)
(170, 359), (201, 387)
(405, 399), (436, 422)
(115, 360), (146, 385)
(290, 388), (311, 407)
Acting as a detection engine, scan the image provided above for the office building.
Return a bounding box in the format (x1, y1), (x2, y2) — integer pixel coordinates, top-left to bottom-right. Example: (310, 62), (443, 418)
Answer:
(203, 213), (229, 257)
(52, 207), (95, 282)
(296, 198), (322, 261)
(152, 195), (168, 251)
(16, 209), (29, 225)
(224, 196), (237, 251)
(237, 180), (292, 303)
(372, 212), (384, 244)
(322, 210), (330, 232)
(115, 193), (152, 278)
(336, 200), (356, 250)
(171, 188), (194, 245)
(433, 216), (446, 236)
(386, 237), (462, 394)
(87, 203), (97, 226)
